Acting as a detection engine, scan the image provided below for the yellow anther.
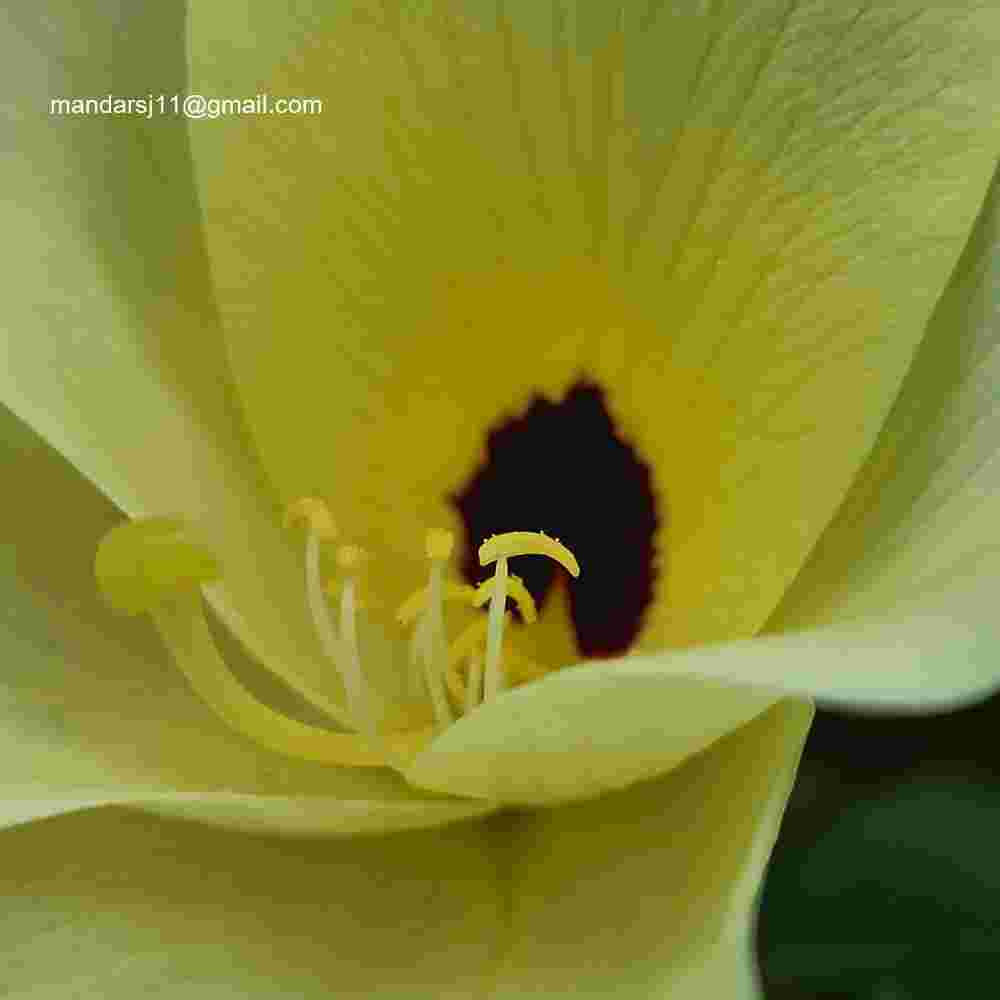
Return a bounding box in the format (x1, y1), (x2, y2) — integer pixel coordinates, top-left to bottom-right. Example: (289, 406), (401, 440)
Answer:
(426, 528), (455, 561)
(472, 573), (538, 624)
(396, 581), (477, 626)
(478, 531), (580, 578)
(336, 544), (367, 573)
(284, 497), (338, 541)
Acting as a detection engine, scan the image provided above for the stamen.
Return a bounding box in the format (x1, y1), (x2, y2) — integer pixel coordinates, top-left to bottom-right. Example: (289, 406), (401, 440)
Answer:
(100, 512), (582, 775)
(285, 498), (376, 740)
(337, 544), (367, 574)
(303, 527), (368, 729)
(97, 516), (390, 767)
(479, 530), (580, 578)
(426, 528), (455, 561)
(408, 613), (432, 698)
(465, 655), (484, 713)
(471, 573), (538, 623)
(476, 532), (580, 704)
(423, 530), (455, 728)
(483, 555), (509, 702)
(448, 615), (490, 667)
(284, 496), (338, 541)
(444, 624), (545, 711)
(336, 545), (376, 741)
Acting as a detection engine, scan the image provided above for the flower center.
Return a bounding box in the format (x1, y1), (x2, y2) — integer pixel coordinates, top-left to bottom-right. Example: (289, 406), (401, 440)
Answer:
(96, 507), (580, 771)
(452, 379), (658, 656)
(289, 501), (580, 736)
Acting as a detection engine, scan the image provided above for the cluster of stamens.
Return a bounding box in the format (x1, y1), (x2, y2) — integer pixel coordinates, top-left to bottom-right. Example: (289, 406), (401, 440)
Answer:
(286, 497), (581, 749)
(95, 500), (579, 770)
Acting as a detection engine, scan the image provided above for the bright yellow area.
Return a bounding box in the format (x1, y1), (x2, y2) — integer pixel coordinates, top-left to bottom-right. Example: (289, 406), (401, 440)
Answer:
(191, 0), (1000, 677)
(425, 528), (455, 561)
(284, 496), (338, 541)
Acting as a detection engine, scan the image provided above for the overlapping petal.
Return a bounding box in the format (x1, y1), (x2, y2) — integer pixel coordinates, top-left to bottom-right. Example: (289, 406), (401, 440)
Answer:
(406, 668), (779, 804)
(0, 700), (809, 998)
(0, 404), (490, 835)
(488, 700), (811, 996)
(188, 0), (1000, 656)
(0, 2), (349, 718)
(763, 164), (1000, 706)
(408, 162), (1000, 798)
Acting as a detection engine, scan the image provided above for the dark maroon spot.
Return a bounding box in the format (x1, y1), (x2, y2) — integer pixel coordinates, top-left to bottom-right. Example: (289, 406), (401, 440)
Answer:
(450, 379), (660, 657)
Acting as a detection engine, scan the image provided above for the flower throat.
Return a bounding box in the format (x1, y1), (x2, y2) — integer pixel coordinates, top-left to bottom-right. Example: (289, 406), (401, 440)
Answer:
(94, 380), (656, 772)
(453, 379), (659, 656)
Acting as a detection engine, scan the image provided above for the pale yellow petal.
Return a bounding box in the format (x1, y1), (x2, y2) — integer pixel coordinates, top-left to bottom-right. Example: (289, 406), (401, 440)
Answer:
(0, 807), (502, 997)
(406, 665), (779, 805)
(489, 700), (812, 995)
(605, 601), (995, 717)
(188, 1), (1000, 658)
(1, 5), (347, 718)
(764, 166), (1000, 706)
(0, 701), (808, 997)
(662, 929), (763, 1000)
(0, 405), (490, 835)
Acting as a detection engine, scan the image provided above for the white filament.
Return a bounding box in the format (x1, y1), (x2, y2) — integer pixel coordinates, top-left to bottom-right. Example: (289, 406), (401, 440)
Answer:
(483, 555), (509, 702)
(424, 560), (455, 727)
(465, 654), (484, 713)
(304, 530), (371, 737)
(407, 613), (431, 698)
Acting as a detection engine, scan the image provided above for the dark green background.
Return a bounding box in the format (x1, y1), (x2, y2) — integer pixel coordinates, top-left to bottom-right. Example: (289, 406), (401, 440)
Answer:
(759, 695), (1000, 998)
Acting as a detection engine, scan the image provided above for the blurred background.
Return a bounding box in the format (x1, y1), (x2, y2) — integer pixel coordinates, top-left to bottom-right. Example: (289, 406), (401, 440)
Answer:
(758, 698), (1000, 998)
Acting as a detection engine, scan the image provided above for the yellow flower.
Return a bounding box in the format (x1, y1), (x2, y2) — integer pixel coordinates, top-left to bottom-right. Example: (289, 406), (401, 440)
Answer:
(1, 1), (999, 995)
